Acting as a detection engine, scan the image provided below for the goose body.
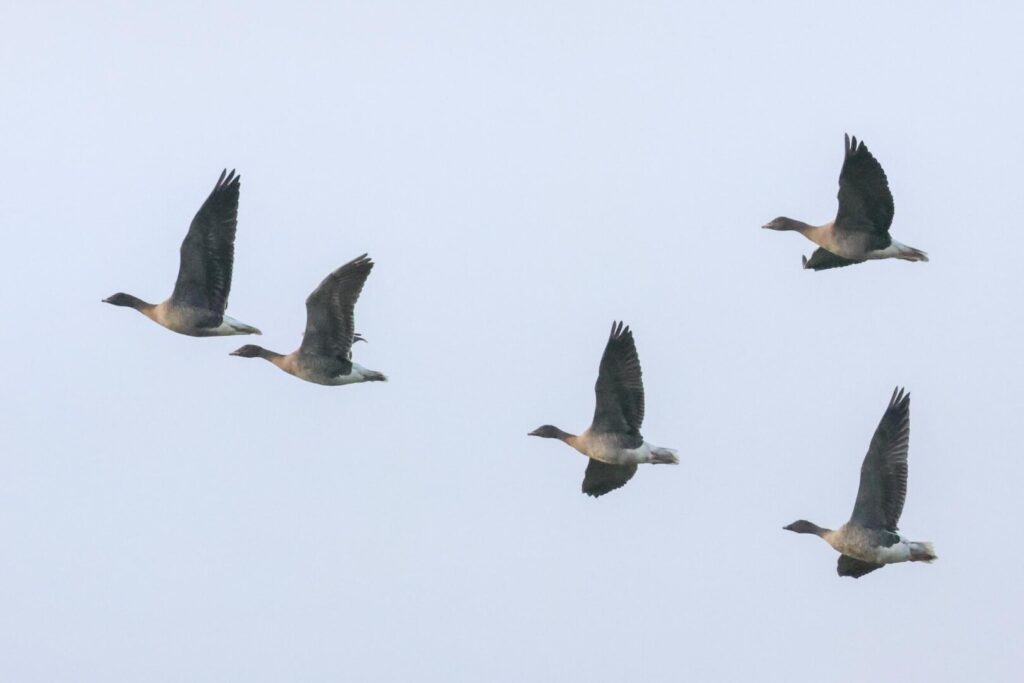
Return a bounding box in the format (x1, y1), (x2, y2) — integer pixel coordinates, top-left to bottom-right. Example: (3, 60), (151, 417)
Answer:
(262, 354), (384, 387)
(103, 170), (261, 336)
(529, 322), (678, 497)
(565, 430), (670, 466)
(144, 304), (259, 337)
(230, 254), (386, 386)
(763, 135), (929, 270)
(821, 525), (930, 566)
(784, 388), (937, 578)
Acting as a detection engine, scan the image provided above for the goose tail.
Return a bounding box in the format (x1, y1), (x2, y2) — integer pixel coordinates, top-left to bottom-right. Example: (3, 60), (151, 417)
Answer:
(909, 542), (937, 563)
(218, 315), (262, 336)
(233, 322), (262, 335)
(897, 244), (929, 262)
(649, 446), (679, 465)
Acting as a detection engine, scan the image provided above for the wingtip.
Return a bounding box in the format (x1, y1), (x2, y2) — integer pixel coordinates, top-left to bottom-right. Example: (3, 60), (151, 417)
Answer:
(215, 168), (240, 190)
(608, 320), (632, 340)
(845, 133), (864, 156)
(889, 386), (910, 409)
(342, 253), (375, 273)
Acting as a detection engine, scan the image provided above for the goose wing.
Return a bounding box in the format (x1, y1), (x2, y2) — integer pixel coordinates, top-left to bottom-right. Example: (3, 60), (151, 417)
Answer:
(837, 555), (884, 578)
(299, 254), (374, 367)
(171, 170), (240, 316)
(591, 321), (645, 438)
(849, 387), (911, 531)
(835, 134), (895, 235)
(582, 459), (638, 497)
(802, 248), (863, 271)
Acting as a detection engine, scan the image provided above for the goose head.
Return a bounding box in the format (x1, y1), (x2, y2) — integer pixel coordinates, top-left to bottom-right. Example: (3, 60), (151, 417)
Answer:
(762, 217), (803, 231)
(230, 344), (273, 359)
(528, 425), (573, 441)
(102, 292), (151, 310)
(783, 520), (830, 536)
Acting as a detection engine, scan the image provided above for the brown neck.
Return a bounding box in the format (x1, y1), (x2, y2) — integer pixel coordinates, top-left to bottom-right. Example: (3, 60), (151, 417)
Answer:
(111, 294), (155, 312)
(551, 427), (576, 442)
(806, 522), (829, 537)
(530, 426), (578, 442)
(780, 217), (818, 235)
(267, 352), (297, 374)
(254, 348), (285, 362)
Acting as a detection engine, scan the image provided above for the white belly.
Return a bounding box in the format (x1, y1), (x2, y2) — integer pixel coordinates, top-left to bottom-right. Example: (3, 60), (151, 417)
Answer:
(208, 315), (260, 336)
(871, 540), (913, 564)
(619, 442), (653, 465)
(324, 362), (373, 385)
(866, 239), (910, 260)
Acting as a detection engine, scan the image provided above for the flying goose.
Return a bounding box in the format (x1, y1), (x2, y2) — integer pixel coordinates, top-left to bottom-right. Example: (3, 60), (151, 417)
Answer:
(103, 170), (261, 336)
(529, 322), (678, 497)
(784, 387), (937, 578)
(762, 134), (929, 270)
(230, 254), (386, 385)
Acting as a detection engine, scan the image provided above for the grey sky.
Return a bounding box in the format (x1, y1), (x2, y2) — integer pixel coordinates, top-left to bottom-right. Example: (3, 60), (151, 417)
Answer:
(3, 1), (1022, 680)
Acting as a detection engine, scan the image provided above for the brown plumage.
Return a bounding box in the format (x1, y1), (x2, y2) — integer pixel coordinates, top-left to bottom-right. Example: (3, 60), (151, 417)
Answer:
(103, 169), (261, 336)
(783, 388), (936, 579)
(529, 322), (678, 498)
(763, 134), (928, 270)
(230, 254), (386, 386)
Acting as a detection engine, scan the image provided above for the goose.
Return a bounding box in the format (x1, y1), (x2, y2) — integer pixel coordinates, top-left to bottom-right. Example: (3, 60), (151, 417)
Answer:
(762, 134), (929, 270)
(230, 254), (386, 385)
(103, 170), (261, 336)
(529, 321), (678, 497)
(784, 387), (937, 578)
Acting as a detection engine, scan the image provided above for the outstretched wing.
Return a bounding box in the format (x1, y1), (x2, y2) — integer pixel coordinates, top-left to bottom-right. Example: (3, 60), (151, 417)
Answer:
(299, 254), (374, 365)
(849, 387), (911, 531)
(582, 459), (638, 497)
(591, 321), (645, 436)
(802, 248), (863, 271)
(835, 134), (895, 234)
(837, 555), (884, 578)
(171, 170), (240, 316)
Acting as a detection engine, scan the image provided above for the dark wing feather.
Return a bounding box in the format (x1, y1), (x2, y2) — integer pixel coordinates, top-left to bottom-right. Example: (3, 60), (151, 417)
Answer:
(591, 321), (645, 435)
(837, 555), (884, 578)
(582, 459), (638, 497)
(849, 387), (911, 531)
(802, 248), (864, 271)
(835, 134), (895, 234)
(299, 254), (374, 365)
(171, 169), (240, 316)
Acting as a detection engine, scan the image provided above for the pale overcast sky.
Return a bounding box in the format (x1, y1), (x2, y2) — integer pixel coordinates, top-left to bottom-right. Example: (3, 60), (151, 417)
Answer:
(2, 2), (1022, 681)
